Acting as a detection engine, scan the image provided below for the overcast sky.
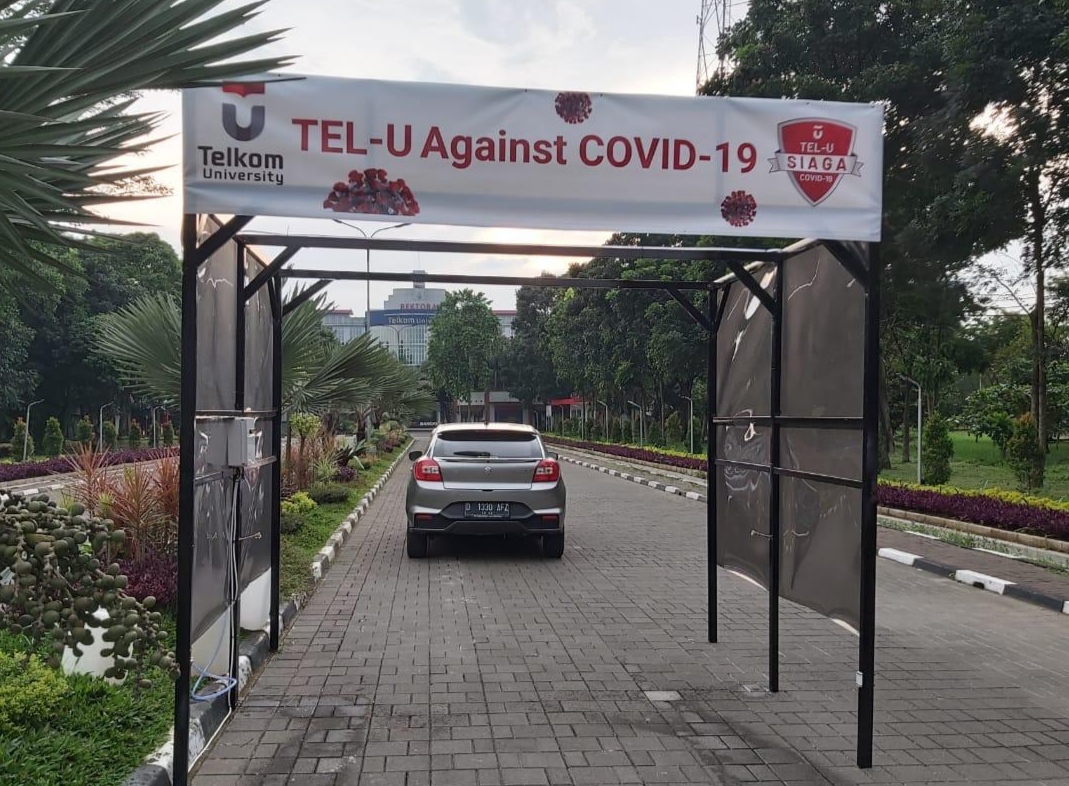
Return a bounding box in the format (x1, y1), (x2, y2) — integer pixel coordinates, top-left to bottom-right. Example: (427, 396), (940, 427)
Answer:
(101, 0), (738, 312)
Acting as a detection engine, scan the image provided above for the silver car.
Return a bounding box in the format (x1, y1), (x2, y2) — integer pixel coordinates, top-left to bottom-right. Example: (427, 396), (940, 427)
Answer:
(405, 423), (566, 558)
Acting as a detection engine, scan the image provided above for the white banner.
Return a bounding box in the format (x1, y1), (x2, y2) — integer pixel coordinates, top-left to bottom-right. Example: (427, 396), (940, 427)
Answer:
(183, 75), (884, 241)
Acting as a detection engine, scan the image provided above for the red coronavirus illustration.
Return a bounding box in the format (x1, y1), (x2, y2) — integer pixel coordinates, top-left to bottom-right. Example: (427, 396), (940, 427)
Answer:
(720, 190), (758, 227)
(554, 91), (593, 124)
(323, 168), (420, 217)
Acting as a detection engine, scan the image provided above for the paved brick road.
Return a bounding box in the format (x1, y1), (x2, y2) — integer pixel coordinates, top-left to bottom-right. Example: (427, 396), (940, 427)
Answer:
(193, 447), (1069, 786)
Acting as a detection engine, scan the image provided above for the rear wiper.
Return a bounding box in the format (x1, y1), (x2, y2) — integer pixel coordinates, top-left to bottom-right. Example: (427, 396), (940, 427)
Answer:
(451, 450), (492, 457)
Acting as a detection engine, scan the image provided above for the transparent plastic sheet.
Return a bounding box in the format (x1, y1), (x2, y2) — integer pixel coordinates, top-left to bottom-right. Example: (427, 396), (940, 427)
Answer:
(781, 428), (862, 482)
(244, 254), (274, 412)
(239, 420), (272, 589)
(195, 219), (237, 412)
(781, 245), (864, 418)
(716, 266), (775, 417)
(715, 463), (770, 588)
(191, 475), (231, 642)
(779, 478), (862, 628)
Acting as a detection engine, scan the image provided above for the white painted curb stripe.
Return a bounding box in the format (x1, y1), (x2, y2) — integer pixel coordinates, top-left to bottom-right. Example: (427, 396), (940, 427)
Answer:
(1063, 601), (1069, 615)
(878, 547), (919, 566)
(954, 569), (1015, 595)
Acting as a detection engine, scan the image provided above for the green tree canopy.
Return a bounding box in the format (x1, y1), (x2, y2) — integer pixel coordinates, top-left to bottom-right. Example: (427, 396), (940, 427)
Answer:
(425, 290), (504, 418)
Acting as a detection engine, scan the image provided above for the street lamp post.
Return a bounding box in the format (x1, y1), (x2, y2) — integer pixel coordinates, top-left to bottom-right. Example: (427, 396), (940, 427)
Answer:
(597, 399), (609, 438)
(332, 220), (410, 334)
(98, 402), (113, 452)
(23, 399), (43, 461)
(900, 375), (922, 484)
(627, 400), (645, 446)
(682, 395), (695, 455)
(377, 324), (407, 362)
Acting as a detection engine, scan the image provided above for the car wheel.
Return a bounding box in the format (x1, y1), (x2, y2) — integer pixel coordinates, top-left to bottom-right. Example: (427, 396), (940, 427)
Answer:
(406, 531), (429, 558)
(542, 533), (564, 559)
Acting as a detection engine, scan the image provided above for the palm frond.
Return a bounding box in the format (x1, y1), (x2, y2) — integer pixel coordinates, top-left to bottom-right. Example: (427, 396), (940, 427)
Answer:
(0, 0), (295, 288)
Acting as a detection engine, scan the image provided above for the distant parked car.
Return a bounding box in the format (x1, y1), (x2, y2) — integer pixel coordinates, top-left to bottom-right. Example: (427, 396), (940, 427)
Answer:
(404, 423), (566, 558)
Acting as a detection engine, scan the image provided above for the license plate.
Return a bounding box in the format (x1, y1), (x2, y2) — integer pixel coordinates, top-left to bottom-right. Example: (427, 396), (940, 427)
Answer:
(464, 502), (510, 519)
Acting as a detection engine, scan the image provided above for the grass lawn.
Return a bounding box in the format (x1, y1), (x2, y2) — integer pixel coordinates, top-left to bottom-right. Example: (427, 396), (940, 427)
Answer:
(880, 431), (1069, 501)
(0, 626), (174, 786)
(279, 444), (408, 599)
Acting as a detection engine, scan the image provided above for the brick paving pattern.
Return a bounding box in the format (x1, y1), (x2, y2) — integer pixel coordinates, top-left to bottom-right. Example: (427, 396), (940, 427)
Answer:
(193, 444), (1069, 785)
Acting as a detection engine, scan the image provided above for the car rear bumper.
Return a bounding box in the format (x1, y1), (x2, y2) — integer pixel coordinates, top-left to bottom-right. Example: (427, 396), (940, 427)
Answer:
(406, 481), (565, 536)
(409, 515), (563, 536)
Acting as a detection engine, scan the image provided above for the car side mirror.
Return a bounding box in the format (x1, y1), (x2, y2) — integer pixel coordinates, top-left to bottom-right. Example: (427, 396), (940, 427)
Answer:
(408, 449), (423, 461)
(547, 451), (558, 460)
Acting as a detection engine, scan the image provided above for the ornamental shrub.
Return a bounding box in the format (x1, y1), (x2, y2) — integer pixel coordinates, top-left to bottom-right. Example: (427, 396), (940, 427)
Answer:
(102, 420), (118, 449)
(280, 509), (304, 534)
(608, 418), (621, 443)
(1006, 413), (1044, 492)
(161, 421), (175, 447)
(921, 412), (953, 486)
(309, 482), (350, 504)
(75, 416), (94, 447)
(128, 419), (143, 449)
(620, 419), (633, 444)
(42, 417), (64, 457)
(647, 419), (664, 447)
(0, 650), (69, 733)
(118, 551), (178, 612)
(665, 412), (684, 447)
(12, 418), (31, 460)
(281, 491), (316, 516)
(334, 465), (356, 483)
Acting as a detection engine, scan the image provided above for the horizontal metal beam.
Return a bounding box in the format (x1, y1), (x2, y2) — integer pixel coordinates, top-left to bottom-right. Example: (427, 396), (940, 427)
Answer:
(238, 234), (788, 263)
(280, 269), (713, 291)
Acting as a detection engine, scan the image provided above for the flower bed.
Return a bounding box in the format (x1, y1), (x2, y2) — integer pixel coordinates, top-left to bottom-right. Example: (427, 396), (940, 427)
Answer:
(545, 436), (1069, 543)
(877, 482), (1069, 542)
(0, 447), (178, 485)
(543, 436), (706, 472)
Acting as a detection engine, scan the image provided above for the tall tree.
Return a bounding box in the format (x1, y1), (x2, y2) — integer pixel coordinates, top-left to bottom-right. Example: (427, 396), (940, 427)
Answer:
(425, 290), (504, 422)
(505, 278), (568, 421)
(944, 0), (1069, 456)
(705, 0), (1021, 466)
(0, 0), (291, 287)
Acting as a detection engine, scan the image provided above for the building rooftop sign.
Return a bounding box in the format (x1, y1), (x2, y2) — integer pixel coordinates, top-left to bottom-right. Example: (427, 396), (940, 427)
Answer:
(183, 75), (883, 242)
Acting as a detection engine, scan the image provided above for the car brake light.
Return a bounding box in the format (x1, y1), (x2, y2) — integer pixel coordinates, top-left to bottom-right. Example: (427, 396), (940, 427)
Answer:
(414, 457), (442, 482)
(533, 459), (560, 483)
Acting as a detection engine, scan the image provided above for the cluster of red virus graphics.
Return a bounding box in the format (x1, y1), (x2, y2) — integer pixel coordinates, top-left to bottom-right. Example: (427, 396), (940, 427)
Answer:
(720, 190), (757, 228)
(554, 91), (592, 124)
(323, 168), (419, 217)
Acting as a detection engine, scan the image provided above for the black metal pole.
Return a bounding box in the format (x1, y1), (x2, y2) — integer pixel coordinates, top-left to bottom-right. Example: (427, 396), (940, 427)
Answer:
(174, 214), (199, 786)
(768, 262), (784, 694)
(230, 243), (246, 712)
(707, 285), (718, 644)
(858, 242), (881, 768)
(269, 275), (283, 651)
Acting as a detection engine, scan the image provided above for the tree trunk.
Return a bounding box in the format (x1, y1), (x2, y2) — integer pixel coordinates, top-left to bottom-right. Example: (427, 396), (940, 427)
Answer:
(1030, 169), (1048, 457)
(483, 388), (490, 425)
(878, 358), (892, 469)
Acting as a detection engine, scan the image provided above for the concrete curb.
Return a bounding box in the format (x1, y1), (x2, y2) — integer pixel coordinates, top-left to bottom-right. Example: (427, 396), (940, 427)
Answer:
(561, 453), (1069, 617)
(123, 444), (410, 786)
(877, 546), (1069, 615)
(558, 454), (709, 502)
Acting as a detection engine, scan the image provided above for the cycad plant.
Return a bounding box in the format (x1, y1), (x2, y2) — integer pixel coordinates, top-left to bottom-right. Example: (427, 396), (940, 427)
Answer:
(0, 0), (291, 286)
(94, 289), (435, 419)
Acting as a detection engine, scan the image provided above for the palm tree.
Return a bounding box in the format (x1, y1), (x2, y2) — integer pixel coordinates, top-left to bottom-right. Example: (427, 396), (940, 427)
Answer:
(93, 290), (435, 419)
(0, 0), (292, 287)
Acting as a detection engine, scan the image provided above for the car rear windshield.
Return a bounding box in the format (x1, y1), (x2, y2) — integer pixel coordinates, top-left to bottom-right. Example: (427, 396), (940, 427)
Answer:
(431, 431), (543, 459)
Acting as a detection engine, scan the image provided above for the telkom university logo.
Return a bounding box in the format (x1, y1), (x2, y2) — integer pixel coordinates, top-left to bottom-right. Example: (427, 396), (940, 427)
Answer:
(221, 82), (266, 141)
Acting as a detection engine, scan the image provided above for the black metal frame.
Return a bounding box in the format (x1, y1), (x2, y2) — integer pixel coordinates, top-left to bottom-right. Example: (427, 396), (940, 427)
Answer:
(176, 217), (879, 783)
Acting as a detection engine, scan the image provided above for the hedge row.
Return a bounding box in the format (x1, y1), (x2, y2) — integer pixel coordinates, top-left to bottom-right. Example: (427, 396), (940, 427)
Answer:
(545, 436), (1069, 542)
(0, 447), (178, 484)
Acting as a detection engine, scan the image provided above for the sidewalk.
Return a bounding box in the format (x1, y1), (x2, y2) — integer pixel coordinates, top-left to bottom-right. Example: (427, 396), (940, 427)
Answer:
(553, 447), (1069, 617)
